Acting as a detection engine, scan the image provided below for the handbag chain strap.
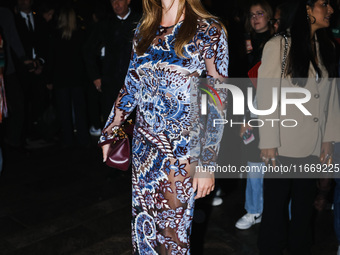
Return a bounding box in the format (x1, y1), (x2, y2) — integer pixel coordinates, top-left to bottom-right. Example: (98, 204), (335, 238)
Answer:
(280, 33), (289, 78)
(273, 32), (289, 139)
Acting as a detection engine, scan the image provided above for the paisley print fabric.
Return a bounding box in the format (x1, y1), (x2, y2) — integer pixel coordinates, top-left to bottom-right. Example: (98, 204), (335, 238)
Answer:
(99, 19), (229, 254)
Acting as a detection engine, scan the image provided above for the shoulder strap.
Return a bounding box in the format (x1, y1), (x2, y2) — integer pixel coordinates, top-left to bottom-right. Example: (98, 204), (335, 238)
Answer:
(281, 34), (289, 78)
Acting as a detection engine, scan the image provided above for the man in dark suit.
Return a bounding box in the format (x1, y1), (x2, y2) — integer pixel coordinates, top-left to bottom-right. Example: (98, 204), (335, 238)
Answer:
(13, 0), (49, 141)
(0, 7), (35, 149)
(84, 0), (140, 130)
(14, 0), (47, 70)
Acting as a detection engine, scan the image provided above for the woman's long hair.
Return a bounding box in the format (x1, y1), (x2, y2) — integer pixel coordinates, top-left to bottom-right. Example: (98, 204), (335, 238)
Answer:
(57, 7), (77, 40)
(287, 0), (337, 85)
(275, 1), (299, 34)
(136, 0), (220, 57)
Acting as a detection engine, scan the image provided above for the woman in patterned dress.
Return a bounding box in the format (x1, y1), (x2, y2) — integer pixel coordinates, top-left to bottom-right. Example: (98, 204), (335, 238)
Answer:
(100, 0), (228, 253)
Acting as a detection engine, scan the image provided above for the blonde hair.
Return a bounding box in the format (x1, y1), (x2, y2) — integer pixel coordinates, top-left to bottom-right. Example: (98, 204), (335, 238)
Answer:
(136, 0), (223, 58)
(57, 7), (77, 40)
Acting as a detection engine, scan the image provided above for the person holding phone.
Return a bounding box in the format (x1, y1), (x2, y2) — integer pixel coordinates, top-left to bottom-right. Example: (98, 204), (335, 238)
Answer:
(235, 0), (273, 230)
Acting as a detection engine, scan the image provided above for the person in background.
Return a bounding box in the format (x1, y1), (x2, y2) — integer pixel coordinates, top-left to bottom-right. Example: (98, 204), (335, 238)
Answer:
(267, 1), (299, 221)
(0, 32), (4, 173)
(244, 0), (273, 69)
(334, 137), (340, 255)
(46, 6), (90, 148)
(271, 1), (299, 34)
(83, 0), (140, 136)
(332, 1), (340, 254)
(1, 5), (35, 150)
(0, 7), (34, 169)
(40, 3), (55, 23)
(37, 1), (56, 35)
(13, 0), (49, 144)
(235, 0), (273, 230)
(82, 1), (110, 137)
(334, 136), (340, 255)
(257, 0), (340, 254)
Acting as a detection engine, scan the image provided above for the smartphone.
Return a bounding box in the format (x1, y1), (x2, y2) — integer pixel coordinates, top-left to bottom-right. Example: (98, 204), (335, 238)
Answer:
(242, 128), (255, 145)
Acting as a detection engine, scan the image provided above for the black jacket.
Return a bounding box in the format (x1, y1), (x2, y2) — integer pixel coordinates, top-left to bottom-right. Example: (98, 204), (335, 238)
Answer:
(46, 28), (86, 88)
(0, 7), (26, 75)
(14, 11), (48, 61)
(83, 11), (140, 85)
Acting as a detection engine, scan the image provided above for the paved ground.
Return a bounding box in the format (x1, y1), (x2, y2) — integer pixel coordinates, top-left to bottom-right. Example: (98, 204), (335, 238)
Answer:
(0, 136), (338, 255)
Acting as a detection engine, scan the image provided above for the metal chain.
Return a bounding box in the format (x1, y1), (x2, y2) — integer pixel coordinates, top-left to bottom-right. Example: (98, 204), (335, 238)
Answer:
(281, 34), (289, 78)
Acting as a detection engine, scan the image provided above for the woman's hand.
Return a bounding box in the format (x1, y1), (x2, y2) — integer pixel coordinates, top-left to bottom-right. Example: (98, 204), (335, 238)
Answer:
(102, 143), (110, 162)
(94, 78), (102, 92)
(34, 59), (43, 75)
(46, 84), (53, 90)
(23, 59), (36, 72)
(260, 148), (278, 167)
(320, 142), (333, 164)
(193, 174), (215, 199)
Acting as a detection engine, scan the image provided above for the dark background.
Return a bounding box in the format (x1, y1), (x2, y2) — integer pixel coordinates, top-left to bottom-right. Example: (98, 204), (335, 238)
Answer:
(0, 0), (301, 24)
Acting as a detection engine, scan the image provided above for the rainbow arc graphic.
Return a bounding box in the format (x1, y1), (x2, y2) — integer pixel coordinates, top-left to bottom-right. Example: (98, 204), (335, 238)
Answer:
(199, 84), (222, 106)
(199, 84), (222, 115)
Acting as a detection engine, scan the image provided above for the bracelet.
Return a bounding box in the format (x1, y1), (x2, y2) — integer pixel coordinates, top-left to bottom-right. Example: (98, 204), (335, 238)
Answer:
(111, 126), (127, 140)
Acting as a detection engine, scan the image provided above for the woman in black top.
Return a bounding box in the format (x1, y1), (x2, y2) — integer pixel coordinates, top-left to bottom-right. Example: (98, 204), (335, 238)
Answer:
(46, 6), (90, 148)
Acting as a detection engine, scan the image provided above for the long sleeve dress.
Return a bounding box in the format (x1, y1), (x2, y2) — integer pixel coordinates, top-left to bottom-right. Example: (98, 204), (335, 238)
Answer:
(99, 18), (228, 254)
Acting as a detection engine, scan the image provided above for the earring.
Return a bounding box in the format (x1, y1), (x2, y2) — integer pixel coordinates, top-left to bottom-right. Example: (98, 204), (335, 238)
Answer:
(307, 14), (316, 24)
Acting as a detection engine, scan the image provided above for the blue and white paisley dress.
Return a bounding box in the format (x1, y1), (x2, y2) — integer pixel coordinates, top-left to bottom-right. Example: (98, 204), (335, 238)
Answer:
(99, 18), (228, 254)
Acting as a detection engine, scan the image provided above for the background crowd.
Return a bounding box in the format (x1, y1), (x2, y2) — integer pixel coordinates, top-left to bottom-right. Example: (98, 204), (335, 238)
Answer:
(0, 0), (338, 149)
(1, 0), (340, 254)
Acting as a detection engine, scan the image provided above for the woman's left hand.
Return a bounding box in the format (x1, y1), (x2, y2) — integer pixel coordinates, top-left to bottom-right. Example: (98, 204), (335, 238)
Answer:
(193, 174), (215, 199)
(320, 142), (333, 164)
(260, 148), (278, 166)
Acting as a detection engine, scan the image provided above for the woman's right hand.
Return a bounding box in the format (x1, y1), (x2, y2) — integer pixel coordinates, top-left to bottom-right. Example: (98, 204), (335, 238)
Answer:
(102, 143), (110, 162)
(260, 148), (278, 167)
(193, 174), (215, 199)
